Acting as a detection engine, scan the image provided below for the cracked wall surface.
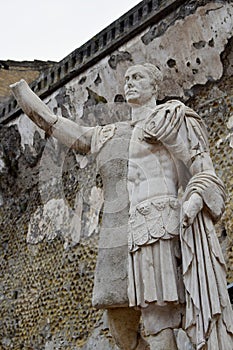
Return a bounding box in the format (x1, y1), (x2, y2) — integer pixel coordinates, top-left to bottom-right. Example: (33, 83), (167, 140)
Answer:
(0, 1), (233, 349)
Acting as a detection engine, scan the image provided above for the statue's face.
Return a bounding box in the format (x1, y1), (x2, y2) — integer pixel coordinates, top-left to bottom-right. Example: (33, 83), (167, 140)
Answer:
(124, 65), (155, 105)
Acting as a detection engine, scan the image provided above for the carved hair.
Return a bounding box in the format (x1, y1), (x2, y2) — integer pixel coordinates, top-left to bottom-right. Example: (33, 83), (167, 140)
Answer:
(142, 63), (163, 83)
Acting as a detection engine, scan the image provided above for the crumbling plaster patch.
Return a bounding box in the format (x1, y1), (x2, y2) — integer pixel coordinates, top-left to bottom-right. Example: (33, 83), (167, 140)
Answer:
(133, 1), (232, 99)
(10, 115), (44, 151)
(27, 195), (83, 247)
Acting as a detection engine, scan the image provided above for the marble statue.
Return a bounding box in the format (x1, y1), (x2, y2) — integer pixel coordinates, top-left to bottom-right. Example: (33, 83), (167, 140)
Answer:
(10, 63), (233, 350)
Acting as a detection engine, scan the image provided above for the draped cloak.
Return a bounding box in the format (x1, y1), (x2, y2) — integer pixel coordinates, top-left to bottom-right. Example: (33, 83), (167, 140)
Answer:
(143, 100), (233, 349)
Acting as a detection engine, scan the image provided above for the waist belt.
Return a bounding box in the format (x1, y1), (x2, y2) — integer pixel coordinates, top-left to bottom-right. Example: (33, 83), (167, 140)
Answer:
(128, 196), (180, 252)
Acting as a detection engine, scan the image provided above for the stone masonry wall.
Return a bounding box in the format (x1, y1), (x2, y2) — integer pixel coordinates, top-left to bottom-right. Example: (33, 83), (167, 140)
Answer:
(0, 1), (232, 349)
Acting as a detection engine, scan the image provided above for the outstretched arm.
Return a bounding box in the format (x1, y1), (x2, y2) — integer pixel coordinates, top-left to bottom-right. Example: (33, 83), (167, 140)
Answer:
(10, 79), (93, 153)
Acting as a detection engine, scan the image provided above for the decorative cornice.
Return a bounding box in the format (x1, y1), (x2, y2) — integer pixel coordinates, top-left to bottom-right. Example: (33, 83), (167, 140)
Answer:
(0, 0), (185, 123)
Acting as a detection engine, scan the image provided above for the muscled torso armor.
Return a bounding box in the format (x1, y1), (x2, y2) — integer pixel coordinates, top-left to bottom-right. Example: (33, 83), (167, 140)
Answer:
(92, 119), (180, 308)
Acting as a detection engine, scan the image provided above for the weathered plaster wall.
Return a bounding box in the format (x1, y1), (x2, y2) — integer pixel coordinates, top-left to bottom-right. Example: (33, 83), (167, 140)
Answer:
(0, 1), (233, 349)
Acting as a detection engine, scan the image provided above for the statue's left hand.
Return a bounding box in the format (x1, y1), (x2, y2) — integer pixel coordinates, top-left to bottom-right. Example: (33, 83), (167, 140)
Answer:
(182, 193), (203, 228)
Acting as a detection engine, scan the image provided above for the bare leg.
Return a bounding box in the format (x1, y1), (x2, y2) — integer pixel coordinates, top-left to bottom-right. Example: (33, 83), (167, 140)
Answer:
(107, 308), (149, 350)
(148, 329), (178, 350)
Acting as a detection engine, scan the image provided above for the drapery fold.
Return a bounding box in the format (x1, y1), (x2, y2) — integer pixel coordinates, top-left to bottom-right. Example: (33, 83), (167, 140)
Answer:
(181, 173), (233, 349)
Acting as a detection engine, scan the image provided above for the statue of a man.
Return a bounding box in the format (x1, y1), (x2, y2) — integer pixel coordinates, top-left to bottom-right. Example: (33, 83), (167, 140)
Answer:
(11, 63), (233, 350)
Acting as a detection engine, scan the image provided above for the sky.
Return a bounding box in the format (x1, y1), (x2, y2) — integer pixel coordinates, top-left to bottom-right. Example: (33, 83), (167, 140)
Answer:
(1, 0), (141, 62)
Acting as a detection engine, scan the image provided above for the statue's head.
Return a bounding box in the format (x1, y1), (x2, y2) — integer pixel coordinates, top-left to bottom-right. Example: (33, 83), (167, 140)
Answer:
(124, 63), (162, 105)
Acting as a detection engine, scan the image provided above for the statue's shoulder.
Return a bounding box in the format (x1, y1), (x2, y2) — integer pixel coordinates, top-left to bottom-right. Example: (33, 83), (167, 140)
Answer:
(144, 99), (203, 140)
(155, 99), (185, 111)
(154, 100), (201, 123)
(91, 121), (131, 154)
(146, 100), (186, 126)
(91, 123), (116, 153)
